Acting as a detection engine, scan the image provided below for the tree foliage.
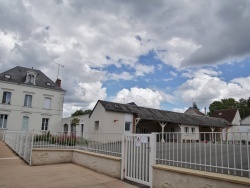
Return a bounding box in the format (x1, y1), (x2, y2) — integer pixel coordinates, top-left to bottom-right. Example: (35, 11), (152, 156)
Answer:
(71, 109), (92, 116)
(208, 97), (250, 118)
(70, 118), (80, 126)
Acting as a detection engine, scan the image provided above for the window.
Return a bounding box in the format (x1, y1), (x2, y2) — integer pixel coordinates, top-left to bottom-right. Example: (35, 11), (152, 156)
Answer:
(191, 128), (195, 134)
(24, 95), (32, 107)
(71, 125), (76, 133)
(0, 114), (8, 129)
(25, 72), (36, 85)
(22, 116), (29, 131)
(81, 124), (84, 136)
(184, 127), (189, 133)
(95, 121), (99, 130)
(44, 97), (51, 109)
(2, 91), (11, 104)
(64, 124), (68, 133)
(125, 122), (131, 131)
(41, 118), (49, 130)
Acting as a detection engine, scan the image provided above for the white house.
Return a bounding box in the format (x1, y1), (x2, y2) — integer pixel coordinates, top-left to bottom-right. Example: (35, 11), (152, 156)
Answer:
(70, 100), (229, 142)
(62, 114), (89, 135)
(0, 66), (65, 135)
(240, 115), (250, 126)
(210, 109), (241, 126)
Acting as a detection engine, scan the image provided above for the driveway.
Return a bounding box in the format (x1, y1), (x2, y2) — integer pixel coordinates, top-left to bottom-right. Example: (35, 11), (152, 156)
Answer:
(0, 141), (137, 188)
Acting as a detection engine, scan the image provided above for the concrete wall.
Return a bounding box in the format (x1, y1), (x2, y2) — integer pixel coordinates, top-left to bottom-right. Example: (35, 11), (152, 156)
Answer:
(0, 82), (64, 131)
(62, 114), (90, 133)
(88, 102), (133, 133)
(31, 148), (121, 179)
(241, 115), (250, 125)
(73, 150), (121, 178)
(232, 110), (241, 125)
(153, 164), (250, 188)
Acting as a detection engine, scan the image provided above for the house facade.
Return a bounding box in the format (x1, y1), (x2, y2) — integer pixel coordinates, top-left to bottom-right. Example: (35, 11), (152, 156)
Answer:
(62, 114), (89, 135)
(0, 66), (65, 135)
(240, 115), (250, 126)
(72, 100), (229, 142)
(210, 109), (241, 126)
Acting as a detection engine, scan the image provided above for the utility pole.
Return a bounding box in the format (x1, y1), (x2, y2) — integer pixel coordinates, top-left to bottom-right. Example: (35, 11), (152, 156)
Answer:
(55, 62), (64, 79)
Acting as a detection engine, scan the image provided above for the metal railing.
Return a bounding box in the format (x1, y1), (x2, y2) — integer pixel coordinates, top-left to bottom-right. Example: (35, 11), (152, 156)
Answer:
(156, 132), (250, 177)
(4, 131), (33, 164)
(33, 130), (123, 157)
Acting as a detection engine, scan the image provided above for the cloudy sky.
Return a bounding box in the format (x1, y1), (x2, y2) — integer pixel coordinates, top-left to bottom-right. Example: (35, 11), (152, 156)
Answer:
(0, 0), (250, 117)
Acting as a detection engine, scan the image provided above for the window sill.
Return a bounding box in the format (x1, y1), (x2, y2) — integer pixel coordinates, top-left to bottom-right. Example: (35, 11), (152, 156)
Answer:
(1, 103), (11, 105)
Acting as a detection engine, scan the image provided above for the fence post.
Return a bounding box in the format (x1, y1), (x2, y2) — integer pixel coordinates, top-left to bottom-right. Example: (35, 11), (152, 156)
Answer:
(29, 130), (34, 165)
(149, 133), (157, 188)
(120, 133), (126, 180)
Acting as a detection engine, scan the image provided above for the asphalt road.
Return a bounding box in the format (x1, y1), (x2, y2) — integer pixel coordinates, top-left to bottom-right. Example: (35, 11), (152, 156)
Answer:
(156, 142), (250, 177)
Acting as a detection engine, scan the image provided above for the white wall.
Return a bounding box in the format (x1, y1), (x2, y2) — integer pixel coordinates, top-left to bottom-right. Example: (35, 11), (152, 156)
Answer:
(88, 102), (133, 133)
(232, 110), (241, 125)
(62, 115), (89, 133)
(240, 115), (250, 125)
(0, 82), (64, 131)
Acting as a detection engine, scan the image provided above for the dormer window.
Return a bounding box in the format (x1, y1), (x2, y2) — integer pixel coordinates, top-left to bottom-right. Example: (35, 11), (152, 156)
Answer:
(4, 74), (11, 79)
(25, 71), (37, 85)
(46, 82), (51, 86)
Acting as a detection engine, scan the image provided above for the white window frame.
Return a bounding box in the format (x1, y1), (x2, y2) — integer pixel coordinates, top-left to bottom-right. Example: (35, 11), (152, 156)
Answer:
(44, 97), (51, 109)
(2, 91), (11, 104)
(41, 118), (49, 131)
(24, 94), (32, 107)
(191, 127), (195, 134)
(184, 127), (189, 134)
(0, 114), (8, 129)
(125, 122), (131, 131)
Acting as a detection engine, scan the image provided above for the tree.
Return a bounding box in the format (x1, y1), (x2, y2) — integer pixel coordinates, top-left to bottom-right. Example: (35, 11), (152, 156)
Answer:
(70, 118), (80, 126)
(208, 97), (250, 119)
(71, 109), (92, 116)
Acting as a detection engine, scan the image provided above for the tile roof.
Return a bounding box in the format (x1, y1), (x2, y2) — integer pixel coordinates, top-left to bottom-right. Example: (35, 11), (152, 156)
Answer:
(0, 66), (65, 92)
(184, 107), (205, 116)
(210, 109), (238, 123)
(93, 100), (230, 128)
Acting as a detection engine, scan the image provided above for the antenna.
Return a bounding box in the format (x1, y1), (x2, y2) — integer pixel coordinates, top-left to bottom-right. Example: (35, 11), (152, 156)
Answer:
(55, 62), (64, 79)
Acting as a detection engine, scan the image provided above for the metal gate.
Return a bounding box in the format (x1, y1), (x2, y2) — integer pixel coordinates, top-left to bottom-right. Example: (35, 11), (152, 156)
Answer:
(4, 131), (33, 164)
(124, 134), (155, 187)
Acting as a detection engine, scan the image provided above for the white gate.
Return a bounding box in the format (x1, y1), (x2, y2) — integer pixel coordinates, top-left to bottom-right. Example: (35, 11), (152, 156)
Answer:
(123, 134), (156, 187)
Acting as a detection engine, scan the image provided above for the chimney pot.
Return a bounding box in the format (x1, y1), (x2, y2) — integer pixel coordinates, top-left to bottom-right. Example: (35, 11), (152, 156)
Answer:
(56, 79), (61, 87)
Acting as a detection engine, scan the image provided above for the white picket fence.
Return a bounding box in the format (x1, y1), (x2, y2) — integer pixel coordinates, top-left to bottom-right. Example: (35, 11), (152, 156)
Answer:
(2, 130), (250, 187)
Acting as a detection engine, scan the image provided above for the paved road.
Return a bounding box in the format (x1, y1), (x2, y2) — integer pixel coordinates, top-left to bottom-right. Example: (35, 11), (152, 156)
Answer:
(156, 142), (250, 177)
(0, 141), (137, 188)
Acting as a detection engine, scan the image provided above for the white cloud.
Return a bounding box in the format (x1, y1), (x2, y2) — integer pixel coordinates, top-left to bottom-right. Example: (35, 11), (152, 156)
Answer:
(163, 78), (173, 82)
(170, 71), (177, 77)
(177, 69), (250, 108)
(107, 71), (133, 81)
(112, 87), (164, 109)
(135, 63), (155, 77)
(172, 107), (188, 113)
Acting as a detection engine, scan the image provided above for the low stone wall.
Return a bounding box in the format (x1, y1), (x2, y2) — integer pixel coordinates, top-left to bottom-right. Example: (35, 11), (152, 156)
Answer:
(153, 164), (250, 188)
(73, 150), (121, 178)
(32, 149), (73, 165)
(31, 149), (121, 178)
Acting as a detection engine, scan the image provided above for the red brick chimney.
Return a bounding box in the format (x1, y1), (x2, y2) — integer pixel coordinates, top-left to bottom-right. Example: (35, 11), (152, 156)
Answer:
(56, 79), (61, 88)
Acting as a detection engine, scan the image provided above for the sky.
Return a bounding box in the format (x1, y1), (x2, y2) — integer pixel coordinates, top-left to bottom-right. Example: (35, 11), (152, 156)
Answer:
(0, 0), (250, 117)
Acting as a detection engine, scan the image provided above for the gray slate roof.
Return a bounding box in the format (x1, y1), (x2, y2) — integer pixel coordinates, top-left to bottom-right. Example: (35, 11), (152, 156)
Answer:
(97, 100), (230, 128)
(0, 66), (65, 92)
